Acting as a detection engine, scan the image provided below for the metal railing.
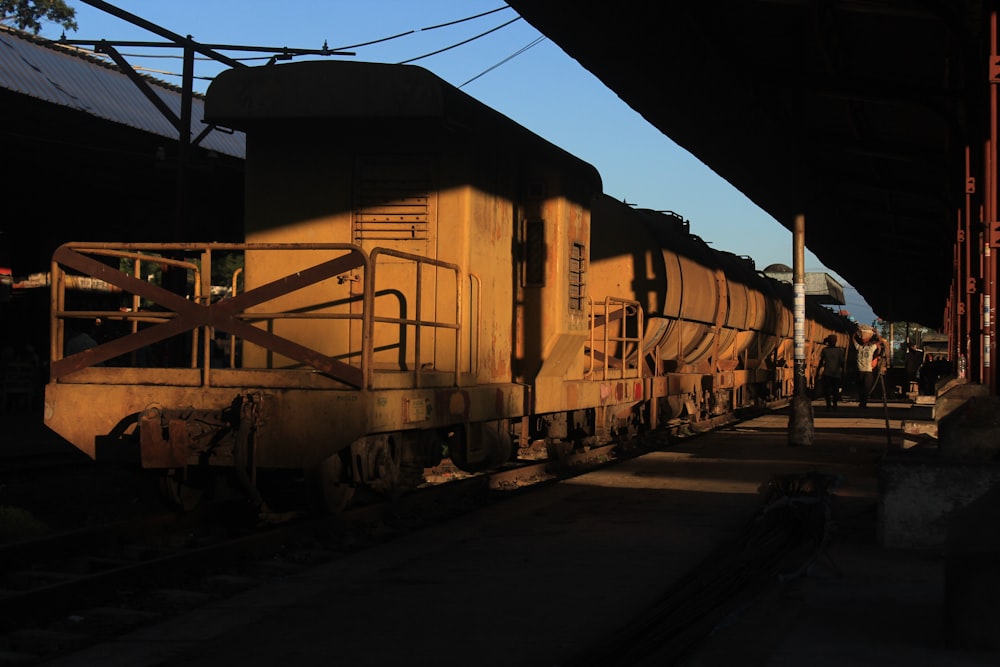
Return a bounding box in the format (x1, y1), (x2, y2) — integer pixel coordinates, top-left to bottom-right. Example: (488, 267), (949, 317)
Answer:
(49, 242), (373, 389)
(586, 295), (644, 381)
(370, 248), (470, 388)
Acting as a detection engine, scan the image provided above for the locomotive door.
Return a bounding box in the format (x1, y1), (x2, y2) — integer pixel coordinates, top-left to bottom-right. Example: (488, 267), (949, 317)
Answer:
(353, 156), (440, 374)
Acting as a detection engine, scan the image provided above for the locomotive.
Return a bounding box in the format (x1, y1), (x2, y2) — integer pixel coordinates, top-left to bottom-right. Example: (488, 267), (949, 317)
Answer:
(43, 61), (850, 511)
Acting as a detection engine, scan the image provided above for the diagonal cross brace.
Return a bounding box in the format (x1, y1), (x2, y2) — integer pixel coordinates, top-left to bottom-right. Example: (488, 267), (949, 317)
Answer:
(51, 247), (367, 388)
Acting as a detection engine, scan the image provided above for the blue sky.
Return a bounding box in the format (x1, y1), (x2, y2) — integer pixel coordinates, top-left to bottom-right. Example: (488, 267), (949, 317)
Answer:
(37, 0), (877, 323)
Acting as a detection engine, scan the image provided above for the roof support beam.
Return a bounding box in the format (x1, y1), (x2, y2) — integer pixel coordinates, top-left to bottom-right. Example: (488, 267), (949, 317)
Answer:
(95, 42), (183, 133)
(79, 0), (245, 69)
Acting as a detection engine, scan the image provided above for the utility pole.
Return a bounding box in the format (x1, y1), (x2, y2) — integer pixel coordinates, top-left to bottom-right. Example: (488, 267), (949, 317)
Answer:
(789, 213), (815, 446)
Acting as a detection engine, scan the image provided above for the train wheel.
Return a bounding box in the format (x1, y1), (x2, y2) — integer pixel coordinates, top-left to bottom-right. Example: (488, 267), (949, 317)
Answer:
(306, 454), (355, 514)
(159, 471), (204, 512)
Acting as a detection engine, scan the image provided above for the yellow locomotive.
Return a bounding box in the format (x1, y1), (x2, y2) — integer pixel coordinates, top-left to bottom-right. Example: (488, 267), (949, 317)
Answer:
(43, 61), (849, 510)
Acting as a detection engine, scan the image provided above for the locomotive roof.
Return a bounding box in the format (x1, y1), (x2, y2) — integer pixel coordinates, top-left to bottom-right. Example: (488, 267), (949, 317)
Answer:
(205, 60), (601, 190)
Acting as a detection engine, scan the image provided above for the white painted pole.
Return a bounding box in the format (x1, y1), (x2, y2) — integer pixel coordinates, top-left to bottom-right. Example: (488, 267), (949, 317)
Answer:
(789, 213), (814, 446)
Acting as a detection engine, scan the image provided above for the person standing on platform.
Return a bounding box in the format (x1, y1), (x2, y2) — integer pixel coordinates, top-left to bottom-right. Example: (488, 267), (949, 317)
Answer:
(904, 340), (923, 385)
(851, 325), (882, 408)
(918, 353), (943, 395)
(817, 334), (845, 410)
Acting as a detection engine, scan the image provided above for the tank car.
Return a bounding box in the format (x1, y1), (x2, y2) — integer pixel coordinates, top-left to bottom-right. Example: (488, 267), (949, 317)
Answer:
(42, 60), (849, 511)
(589, 195), (851, 423)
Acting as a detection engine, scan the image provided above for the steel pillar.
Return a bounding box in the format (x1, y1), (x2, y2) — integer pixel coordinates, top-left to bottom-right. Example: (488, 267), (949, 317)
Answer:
(986, 9), (1000, 392)
(788, 213), (813, 447)
(951, 7), (1000, 395)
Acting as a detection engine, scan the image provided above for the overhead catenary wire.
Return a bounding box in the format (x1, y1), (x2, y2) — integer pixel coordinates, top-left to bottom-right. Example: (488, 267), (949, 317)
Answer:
(330, 29), (415, 52)
(459, 34), (546, 88)
(58, 5), (524, 85)
(339, 4), (511, 50)
(420, 5), (510, 31)
(68, 6), (513, 62)
(396, 15), (522, 65)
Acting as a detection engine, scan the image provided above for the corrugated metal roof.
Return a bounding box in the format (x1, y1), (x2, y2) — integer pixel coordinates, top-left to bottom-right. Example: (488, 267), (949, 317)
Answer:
(0, 25), (245, 158)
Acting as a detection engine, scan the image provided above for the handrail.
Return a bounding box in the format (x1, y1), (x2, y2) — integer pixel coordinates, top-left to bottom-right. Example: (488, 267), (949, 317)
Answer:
(49, 242), (372, 389)
(586, 295), (596, 378)
(68, 248), (206, 367)
(586, 296), (643, 381)
(468, 272), (482, 376)
(601, 296), (643, 381)
(370, 247), (466, 388)
(229, 266), (243, 369)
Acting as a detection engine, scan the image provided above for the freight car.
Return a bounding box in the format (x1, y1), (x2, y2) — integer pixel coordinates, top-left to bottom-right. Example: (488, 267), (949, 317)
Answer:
(43, 61), (850, 512)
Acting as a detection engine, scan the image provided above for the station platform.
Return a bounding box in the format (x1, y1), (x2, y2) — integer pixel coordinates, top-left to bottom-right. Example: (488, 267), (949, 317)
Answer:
(11, 401), (1000, 666)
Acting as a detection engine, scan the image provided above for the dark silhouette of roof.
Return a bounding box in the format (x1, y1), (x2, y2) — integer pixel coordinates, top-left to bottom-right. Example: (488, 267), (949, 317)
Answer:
(0, 25), (244, 158)
(508, 2), (972, 328)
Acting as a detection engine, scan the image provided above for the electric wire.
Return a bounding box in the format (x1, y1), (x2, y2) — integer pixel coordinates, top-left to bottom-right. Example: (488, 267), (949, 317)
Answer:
(60, 6), (524, 86)
(420, 5), (510, 31)
(336, 2), (511, 51)
(282, 6), (511, 54)
(458, 34), (546, 88)
(72, 7), (512, 62)
(329, 29), (414, 52)
(396, 15), (522, 65)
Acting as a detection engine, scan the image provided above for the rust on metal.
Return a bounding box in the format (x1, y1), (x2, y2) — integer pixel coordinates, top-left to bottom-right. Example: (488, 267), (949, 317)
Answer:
(139, 414), (189, 468)
(50, 244), (367, 388)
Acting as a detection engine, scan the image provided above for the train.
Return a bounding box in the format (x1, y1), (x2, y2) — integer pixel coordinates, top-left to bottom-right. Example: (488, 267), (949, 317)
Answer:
(42, 61), (851, 512)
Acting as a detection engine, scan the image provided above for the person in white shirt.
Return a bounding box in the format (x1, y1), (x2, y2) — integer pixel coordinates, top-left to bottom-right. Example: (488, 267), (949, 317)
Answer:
(851, 325), (883, 408)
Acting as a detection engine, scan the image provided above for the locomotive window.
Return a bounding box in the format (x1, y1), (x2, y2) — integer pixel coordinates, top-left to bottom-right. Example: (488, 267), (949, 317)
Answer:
(353, 158), (431, 242)
(523, 220), (545, 287)
(569, 242), (585, 310)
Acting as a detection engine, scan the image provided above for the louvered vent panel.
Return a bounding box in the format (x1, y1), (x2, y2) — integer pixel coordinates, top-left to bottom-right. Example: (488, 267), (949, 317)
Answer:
(354, 159), (431, 241)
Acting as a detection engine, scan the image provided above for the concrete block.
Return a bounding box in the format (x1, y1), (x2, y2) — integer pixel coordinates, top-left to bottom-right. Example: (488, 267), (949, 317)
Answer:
(933, 380), (988, 422)
(878, 454), (1000, 550)
(938, 395), (1000, 461)
(945, 484), (1000, 650)
(935, 375), (962, 393)
(900, 419), (937, 449)
(902, 420), (937, 437)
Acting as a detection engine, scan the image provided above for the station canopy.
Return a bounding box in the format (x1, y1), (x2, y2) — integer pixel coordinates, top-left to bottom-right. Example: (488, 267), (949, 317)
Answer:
(508, 1), (984, 328)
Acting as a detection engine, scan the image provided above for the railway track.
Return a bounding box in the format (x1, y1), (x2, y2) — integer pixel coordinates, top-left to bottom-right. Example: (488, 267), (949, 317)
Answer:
(0, 437), (636, 665)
